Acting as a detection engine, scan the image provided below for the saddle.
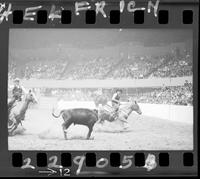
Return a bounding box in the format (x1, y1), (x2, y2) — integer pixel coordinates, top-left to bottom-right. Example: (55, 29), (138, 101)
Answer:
(100, 104), (119, 121)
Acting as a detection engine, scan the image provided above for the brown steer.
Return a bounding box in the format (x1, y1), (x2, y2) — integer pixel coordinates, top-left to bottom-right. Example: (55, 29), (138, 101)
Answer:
(52, 108), (98, 140)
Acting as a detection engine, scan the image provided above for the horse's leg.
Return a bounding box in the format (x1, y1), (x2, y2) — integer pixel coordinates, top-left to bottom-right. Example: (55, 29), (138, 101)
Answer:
(98, 118), (105, 125)
(8, 114), (19, 136)
(96, 113), (104, 125)
(118, 116), (128, 123)
(116, 116), (126, 130)
(62, 120), (72, 140)
(96, 117), (101, 124)
(19, 121), (26, 132)
(8, 124), (18, 136)
(20, 121), (24, 128)
(120, 117), (130, 130)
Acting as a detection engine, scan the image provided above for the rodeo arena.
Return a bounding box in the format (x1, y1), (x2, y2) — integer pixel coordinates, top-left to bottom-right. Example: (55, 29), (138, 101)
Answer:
(8, 29), (193, 150)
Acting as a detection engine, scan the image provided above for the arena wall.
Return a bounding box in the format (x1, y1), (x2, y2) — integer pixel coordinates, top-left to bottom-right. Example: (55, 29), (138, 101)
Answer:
(138, 103), (193, 124)
(13, 76), (192, 88)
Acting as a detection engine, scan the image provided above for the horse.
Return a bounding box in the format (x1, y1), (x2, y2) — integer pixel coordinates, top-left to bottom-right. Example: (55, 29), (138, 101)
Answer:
(8, 90), (38, 136)
(97, 100), (142, 129)
(118, 100), (142, 124)
(93, 94), (109, 108)
(8, 97), (17, 115)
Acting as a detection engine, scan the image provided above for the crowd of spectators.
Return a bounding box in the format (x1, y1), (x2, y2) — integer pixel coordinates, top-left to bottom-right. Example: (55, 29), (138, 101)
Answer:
(25, 60), (68, 80)
(135, 81), (193, 106)
(106, 56), (164, 79)
(149, 52), (192, 78)
(64, 57), (119, 80)
(8, 48), (192, 80)
(8, 58), (68, 80)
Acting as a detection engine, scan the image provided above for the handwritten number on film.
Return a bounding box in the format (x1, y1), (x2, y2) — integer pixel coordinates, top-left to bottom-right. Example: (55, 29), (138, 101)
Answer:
(96, 158), (109, 168)
(21, 157), (35, 169)
(48, 156), (62, 169)
(120, 155), (133, 169)
(20, 154), (157, 175)
(20, 155), (134, 170)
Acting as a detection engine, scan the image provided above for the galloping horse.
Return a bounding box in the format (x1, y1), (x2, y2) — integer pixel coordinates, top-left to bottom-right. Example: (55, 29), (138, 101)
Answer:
(97, 100), (142, 128)
(8, 90), (38, 136)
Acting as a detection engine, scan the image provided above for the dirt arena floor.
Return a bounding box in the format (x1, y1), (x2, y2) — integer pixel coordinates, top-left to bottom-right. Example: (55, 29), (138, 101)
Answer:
(8, 98), (193, 151)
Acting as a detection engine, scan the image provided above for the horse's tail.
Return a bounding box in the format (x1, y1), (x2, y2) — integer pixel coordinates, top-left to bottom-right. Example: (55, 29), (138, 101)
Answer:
(52, 108), (64, 118)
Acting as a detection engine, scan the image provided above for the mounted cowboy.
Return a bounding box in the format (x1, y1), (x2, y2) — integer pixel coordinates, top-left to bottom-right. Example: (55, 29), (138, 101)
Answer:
(8, 78), (27, 112)
(97, 89), (123, 123)
(11, 78), (27, 101)
(111, 89), (122, 112)
(97, 99), (142, 130)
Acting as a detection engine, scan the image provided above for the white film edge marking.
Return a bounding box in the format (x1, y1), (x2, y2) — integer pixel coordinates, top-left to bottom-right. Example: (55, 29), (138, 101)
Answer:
(0, 0), (160, 24)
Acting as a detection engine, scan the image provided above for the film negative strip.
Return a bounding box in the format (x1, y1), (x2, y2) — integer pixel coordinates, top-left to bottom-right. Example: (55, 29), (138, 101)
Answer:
(0, 0), (198, 177)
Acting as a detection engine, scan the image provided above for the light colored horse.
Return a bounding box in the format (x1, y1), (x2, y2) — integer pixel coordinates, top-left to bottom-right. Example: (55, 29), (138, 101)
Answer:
(8, 90), (38, 136)
(97, 100), (142, 130)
